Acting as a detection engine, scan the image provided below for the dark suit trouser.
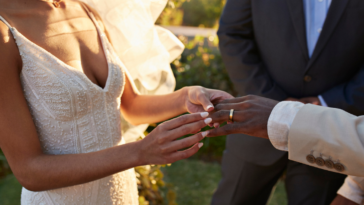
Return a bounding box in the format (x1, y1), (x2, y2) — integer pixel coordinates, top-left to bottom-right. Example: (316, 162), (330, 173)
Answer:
(211, 148), (346, 205)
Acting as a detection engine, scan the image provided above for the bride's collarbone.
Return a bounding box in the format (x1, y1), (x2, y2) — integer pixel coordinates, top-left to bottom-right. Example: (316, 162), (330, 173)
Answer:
(1, 14), (109, 88)
(0, 1), (110, 88)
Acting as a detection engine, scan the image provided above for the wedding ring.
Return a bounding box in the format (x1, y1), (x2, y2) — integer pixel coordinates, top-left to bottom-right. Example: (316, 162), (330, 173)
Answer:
(229, 109), (234, 122)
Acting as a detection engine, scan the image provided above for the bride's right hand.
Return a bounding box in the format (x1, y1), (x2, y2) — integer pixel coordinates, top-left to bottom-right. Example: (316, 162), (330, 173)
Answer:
(137, 112), (212, 165)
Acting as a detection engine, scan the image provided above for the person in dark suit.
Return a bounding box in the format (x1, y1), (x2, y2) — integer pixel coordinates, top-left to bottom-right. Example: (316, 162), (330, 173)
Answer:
(212, 0), (364, 204)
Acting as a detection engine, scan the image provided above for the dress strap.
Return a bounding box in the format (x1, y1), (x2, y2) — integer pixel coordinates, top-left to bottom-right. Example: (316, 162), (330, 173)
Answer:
(80, 3), (109, 41)
(80, 3), (99, 28)
(0, 15), (13, 29)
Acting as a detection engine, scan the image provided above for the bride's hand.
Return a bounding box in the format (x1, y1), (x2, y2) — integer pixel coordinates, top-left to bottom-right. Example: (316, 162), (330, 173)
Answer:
(184, 86), (234, 113)
(207, 95), (279, 139)
(138, 112), (212, 165)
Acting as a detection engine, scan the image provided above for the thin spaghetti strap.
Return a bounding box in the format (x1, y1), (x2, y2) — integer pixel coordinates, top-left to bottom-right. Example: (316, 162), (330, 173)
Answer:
(80, 2), (91, 14)
(0, 15), (13, 29)
(80, 3), (98, 24)
(80, 2), (108, 40)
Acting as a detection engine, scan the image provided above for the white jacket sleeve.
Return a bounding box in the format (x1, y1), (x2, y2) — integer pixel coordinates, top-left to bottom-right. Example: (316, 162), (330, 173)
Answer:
(288, 104), (364, 177)
(268, 101), (304, 151)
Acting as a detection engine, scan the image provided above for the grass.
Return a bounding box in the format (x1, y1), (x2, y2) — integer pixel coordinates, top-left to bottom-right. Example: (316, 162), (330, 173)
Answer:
(161, 160), (222, 205)
(268, 180), (287, 205)
(0, 160), (287, 205)
(161, 159), (288, 205)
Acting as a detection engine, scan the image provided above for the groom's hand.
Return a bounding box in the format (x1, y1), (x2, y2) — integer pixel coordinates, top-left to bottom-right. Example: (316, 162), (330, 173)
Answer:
(285, 96), (321, 105)
(184, 86), (234, 113)
(331, 195), (359, 205)
(207, 95), (279, 139)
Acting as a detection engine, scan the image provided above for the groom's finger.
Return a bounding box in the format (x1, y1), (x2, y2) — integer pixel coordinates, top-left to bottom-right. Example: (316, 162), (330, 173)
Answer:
(217, 95), (255, 105)
(207, 124), (242, 137)
(214, 103), (242, 111)
(210, 110), (246, 124)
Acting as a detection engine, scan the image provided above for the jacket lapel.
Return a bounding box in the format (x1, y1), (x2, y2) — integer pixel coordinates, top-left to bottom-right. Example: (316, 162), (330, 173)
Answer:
(305, 0), (349, 71)
(286, 0), (309, 62)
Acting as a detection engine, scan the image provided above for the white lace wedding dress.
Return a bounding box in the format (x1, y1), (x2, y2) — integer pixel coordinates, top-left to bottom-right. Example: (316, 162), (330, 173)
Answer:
(0, 8), (139, 205)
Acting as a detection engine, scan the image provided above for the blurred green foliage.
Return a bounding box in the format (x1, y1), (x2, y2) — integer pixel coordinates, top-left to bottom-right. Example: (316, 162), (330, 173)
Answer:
(136, 164), (177, 205)
(157, 0), (225, 28)
(173, 35), (235, 96)
(181, 0), (225, 28)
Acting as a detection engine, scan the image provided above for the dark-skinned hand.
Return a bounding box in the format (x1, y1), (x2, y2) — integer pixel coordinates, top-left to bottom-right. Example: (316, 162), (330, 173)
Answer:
(285, 97), (321, 105)
(331, 195), (359, 205)
(299, 96), (321, 105)
(207, 95), (279, 139)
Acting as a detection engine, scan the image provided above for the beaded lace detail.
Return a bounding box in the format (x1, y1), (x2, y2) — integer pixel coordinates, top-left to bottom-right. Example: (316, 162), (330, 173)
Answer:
(0, 9), (138, 205)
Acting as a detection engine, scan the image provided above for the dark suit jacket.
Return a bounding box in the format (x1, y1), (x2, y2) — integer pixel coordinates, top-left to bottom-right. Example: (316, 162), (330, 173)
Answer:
(218, 0), (364, 166)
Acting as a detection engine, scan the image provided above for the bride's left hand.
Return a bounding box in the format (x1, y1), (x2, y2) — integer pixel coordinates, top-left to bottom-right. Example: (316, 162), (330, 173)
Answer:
(184, 86), (234, 113)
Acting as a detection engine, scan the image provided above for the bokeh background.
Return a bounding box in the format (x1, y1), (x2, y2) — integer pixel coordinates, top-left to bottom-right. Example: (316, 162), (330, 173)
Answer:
(0, 0), (287, 204)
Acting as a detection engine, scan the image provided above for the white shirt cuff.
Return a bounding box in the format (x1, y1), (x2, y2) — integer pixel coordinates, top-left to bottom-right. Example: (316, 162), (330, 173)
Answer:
(267, 101), (305, 151)
(318, 95), (328, 107)
(338, 176), (364, 204)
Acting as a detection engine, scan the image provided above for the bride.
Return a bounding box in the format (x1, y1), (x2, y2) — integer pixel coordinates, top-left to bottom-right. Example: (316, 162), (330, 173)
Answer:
(0, 0), (232, 204)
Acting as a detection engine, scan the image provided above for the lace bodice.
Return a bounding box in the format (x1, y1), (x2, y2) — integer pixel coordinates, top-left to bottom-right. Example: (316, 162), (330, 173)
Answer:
(0, 8), (138, 205)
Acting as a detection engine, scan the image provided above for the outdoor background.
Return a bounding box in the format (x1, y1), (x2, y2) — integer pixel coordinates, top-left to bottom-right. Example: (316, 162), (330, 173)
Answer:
(0, 0), (288, 204)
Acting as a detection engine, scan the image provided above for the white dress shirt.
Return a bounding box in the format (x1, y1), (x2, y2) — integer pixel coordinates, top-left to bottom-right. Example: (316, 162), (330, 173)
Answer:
(268, 101), (364, 204)
(303, 0), (331, 106)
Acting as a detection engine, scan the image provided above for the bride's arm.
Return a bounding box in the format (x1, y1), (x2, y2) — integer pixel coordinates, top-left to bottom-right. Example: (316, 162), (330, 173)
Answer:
(120, 76), (230, 125)
(0, 23), (209, 191)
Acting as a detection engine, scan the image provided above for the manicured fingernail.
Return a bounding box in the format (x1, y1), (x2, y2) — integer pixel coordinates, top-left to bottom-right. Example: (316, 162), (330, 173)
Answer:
(206, 105), (214, 111)
(213, 123), (219, 128)
(208, 123), (213, 127)
(204, 118), (212, 124)
(198, 143), (204, 148)
(201, 131), (209, 138)
(200, 112), (209, 118)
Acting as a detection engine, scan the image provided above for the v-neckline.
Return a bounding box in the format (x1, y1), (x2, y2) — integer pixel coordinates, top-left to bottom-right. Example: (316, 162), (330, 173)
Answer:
(9, 19), (112, 93)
